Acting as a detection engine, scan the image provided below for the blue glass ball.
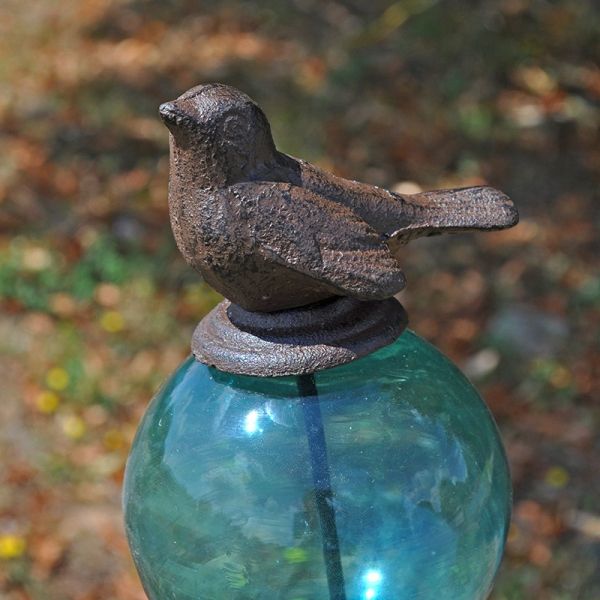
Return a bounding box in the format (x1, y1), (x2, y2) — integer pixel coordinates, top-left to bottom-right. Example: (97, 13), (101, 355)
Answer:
(124, 330), (511, 599)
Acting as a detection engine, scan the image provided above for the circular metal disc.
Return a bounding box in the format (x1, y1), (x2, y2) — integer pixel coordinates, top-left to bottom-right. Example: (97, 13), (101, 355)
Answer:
(192, 297), (408, 377)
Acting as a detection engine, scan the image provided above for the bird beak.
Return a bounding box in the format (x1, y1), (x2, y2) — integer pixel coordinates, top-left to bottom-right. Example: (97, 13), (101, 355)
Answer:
(159, 102), (186, 126)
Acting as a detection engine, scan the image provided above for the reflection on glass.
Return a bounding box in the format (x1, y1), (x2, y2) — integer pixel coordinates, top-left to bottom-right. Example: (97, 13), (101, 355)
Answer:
(244, 409), (261, 435)
(363, 568), (383, 585)
(361, 567), (383, 598)
(124, 330), (511, 600)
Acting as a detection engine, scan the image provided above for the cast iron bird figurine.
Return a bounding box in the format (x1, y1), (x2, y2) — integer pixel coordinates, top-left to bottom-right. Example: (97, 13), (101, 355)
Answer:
(159, 84), (518, 312)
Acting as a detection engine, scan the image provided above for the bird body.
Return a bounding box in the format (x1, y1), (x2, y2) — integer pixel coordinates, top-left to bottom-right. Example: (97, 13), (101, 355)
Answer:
(160, 84), (518, 312)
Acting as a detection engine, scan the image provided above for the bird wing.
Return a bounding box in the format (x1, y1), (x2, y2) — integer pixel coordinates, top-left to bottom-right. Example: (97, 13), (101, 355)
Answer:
(226, 181), (406, 299)
(294, 161), (518, 246)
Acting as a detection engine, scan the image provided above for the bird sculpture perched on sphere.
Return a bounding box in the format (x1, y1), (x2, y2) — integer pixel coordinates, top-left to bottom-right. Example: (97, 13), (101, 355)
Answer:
(159, 83), (518, 314)
(123, 84), (518, 600)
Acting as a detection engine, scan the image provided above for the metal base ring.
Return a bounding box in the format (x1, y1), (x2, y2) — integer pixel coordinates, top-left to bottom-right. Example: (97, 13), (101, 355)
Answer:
(192, 296), (408, 377)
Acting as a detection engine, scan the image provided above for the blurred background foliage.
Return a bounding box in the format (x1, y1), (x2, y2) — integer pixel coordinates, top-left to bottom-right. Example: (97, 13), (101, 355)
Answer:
(0, 0), (599, 598)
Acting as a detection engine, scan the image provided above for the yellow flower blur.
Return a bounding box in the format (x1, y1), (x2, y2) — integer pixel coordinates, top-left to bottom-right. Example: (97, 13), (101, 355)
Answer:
(100, 310), (125, 333)
(0, 535), (26, 560)
(62, 415), (86, 440)
(545, 466), (570, 488)
(36, 390), (60, 414)
(46, 367), (70, 391)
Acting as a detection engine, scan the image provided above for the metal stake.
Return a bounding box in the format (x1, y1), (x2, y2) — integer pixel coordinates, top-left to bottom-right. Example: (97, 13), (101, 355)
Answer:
(298, 373), (346, 600)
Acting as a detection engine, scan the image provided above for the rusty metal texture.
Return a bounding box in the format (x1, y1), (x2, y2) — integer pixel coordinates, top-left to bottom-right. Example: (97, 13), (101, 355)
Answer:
(192, 296), (408, 376)
(160, 83), (518, 313)
(159, 83), (518, 375)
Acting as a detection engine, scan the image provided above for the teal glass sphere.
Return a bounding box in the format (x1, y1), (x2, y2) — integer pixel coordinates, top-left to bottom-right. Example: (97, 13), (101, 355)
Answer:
(124, 330), (511, 600)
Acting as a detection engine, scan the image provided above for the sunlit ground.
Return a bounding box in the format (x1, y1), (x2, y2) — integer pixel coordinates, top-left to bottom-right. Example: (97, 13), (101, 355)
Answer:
(1, 1), (599, 598)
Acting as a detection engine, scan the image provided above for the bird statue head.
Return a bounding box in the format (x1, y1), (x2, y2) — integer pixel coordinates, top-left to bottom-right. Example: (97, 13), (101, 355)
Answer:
(159, 83), (277, 187)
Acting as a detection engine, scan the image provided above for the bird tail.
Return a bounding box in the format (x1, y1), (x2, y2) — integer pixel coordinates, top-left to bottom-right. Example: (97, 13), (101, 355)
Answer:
(387, 186), (519, 245)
